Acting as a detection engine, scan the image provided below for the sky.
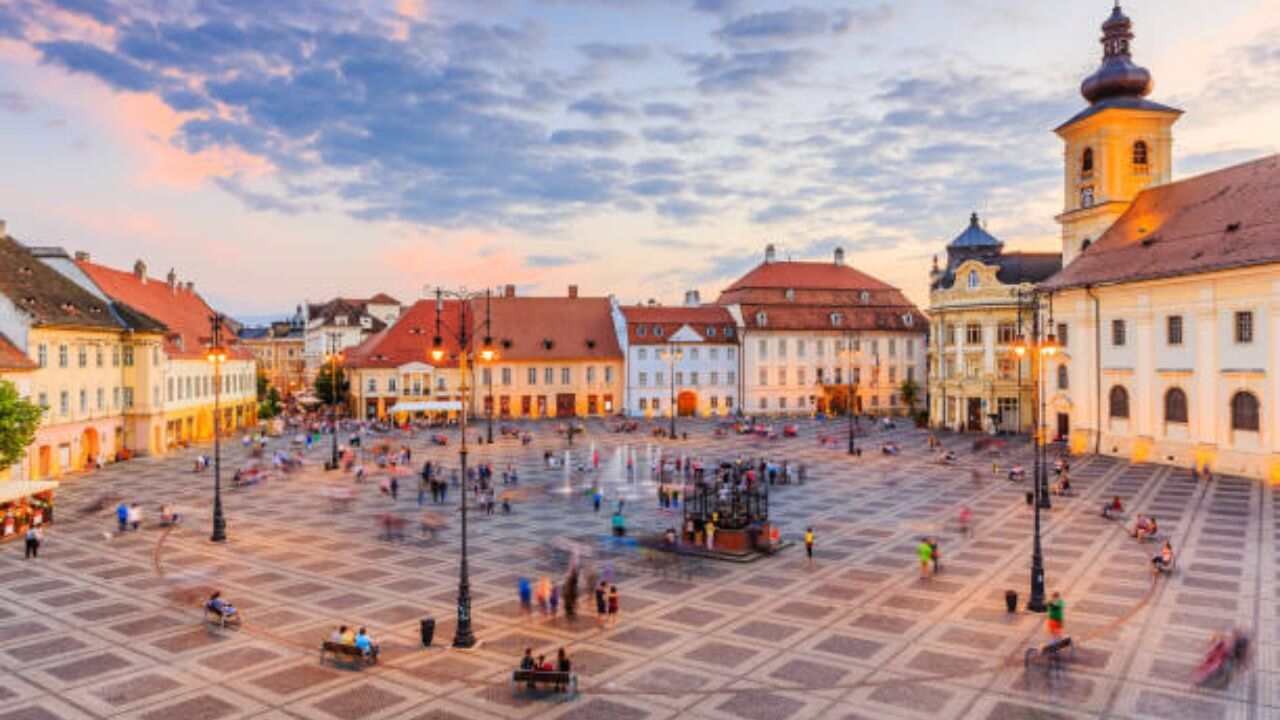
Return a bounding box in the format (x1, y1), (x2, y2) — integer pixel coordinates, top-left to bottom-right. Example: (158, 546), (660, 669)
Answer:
(0, 0), (1277, 321)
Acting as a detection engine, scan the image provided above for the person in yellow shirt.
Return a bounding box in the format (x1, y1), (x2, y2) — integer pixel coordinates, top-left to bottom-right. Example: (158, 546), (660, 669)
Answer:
(340, 626), (356, 645)
(804, 527), (815, 568)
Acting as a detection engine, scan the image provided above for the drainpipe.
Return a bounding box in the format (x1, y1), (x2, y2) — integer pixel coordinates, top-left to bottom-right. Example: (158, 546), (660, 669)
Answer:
(1086, 285), (1102, 455)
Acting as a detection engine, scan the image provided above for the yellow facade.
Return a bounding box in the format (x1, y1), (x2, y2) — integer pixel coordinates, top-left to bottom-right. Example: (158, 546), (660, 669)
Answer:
(243, 336), (306, 396)
(159, 357), (258, 448)
(1055, 108), (1179, 266)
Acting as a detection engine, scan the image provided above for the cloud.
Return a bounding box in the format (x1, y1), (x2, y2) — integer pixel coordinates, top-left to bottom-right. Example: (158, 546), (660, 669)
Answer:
(36, 40), (157, 92)
(578, 42), (650, 62)
(568, 93), (632, 118)
(549, 128), (629, 149)
(213, 176), (308, 215)
(751, 203), (805, 223)
(680, 48), (816, 94)
(526, 254), (583, 268)
(628, 178), (683, 196)
(642, 125), (703, 144)
(642, 102), (693, 121)
(1180, 147), (1273, 176)
(49, 0), (117, 24)
(715, 6), (829, 46)
(0, 89), (31, 113)
(656, 198), (712, 220)
(692, 0), (739, 13)
(632, 157), (683, 175)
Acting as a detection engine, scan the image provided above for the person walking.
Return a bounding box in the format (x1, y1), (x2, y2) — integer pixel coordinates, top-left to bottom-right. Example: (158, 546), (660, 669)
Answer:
(595, 580), (608, 626)
(917, 537), (933, 579)
(928, 537), (941, 574)
(563, 570), (578, 619)
(1047, 591), (1065, 637)
(116, 502), (128, 533)
(24, 525), (41, 559)
(803, 527), (815, 568)
(592, 488), (603, 513)
(518, 577), (532, 616)
(704, 518), (716, 551)
(127, 503), (142, 531)
(389, 475), (399, 501)
(606, 585), (620, 627)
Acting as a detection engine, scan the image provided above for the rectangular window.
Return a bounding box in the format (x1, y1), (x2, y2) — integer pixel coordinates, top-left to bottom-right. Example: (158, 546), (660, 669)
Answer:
(710, 395), (719, 408)
(1166, 315), (1183, 345)
(59, 391), (69, 415)
(907, 366), (915, 382)
(637, 348), (647, 360)
(1235, 311), (1253, 343)
(36, 344), (46, 367)
(604, 366), (613, 383)
(639, 398), (647, 410)
(998, 357), (1015, 379)
(638, 372), (648, 387)
(689, 348), (699, 361)
(796, 341), (805, 358)
(528, 368), (537, 385)
(79, 389), (87, 413)
(1112, 319), (1126, 347)
(727, 348), (736, 361)
(367, 378), (377, 392)
(481, 368), (491, 386)
(758, 397), (766, 410)
(777, 339), (787, 357)
(166, 379), (173, 402)
(38, 392), (48, 410)
(690, 371), (699, 386)
(997, 323), (1017, 344)
(1055, 323), (1068, 347)
(758, 368), (767, 386)
(152, 347), (159, 365)
(96, 387), (104, 410)
(123, 388), (134, 408)
(544, 367), (554, 384)
(96, 347), (104, 367)
(674, 371), (684, 386)
(726, 396), (734, 409)
(871, 395), (879, 407)
(111, 346), (119, 367)
(58, 345), (68, 368)
(966, 324), (982, 345)
(853, 367), (861, 385)
(561, 367), (570, 385)
(816, 340), (825, 357)
(710, 371), (719, 386)
(945, 325), (956, 346)
(521, 395), (532, 415)
(123, 346), (134, 366)
(709, 348), (719, 361)
(889, 366), (897, 383)
(777, 368), (787, 385)
(651, 397), (660, 411)
(888, 339), (896, 357)
(779, 397), (788, 410)
(77, 345), (87, 368)
(501, 367), (512, 385)
(727, 371), (736, 386)
(586, 366), (596, 383)
(796, 368), (805, 386)
(655, 371), (664, 386)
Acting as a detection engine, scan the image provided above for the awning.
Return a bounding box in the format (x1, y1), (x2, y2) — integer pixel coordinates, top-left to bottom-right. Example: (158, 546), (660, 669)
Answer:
(388, 401), (462, 413)
(0, 480), (59, 505)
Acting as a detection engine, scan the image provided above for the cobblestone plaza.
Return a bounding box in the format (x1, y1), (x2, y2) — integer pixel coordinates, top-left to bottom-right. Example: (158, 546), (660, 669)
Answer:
(0, 420), (1272, 719)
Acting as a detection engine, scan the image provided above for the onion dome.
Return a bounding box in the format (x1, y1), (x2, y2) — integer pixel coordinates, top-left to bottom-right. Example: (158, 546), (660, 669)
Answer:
(1080, 4), (1153, 104)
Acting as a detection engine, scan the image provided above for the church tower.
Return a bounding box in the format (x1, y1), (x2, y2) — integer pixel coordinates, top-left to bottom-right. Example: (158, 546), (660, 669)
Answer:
(1055, 4), (1182, 265)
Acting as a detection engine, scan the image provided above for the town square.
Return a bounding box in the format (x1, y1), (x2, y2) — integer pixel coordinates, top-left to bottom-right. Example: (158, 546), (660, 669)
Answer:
(0, 0), (1278, 718)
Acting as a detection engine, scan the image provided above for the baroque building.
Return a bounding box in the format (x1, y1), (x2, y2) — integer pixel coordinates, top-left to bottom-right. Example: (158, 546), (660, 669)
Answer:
(1041, 5), (1280, 481)
(927, 214), (1061, 433)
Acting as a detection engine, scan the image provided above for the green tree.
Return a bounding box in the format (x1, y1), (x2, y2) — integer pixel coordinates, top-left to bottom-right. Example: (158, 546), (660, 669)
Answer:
(0, 379), (42, 472)
(899, 379), (920, 413)
(256, 370), (270, 400)
(259, 386), (282, 419)
(314, 364), (347, 405)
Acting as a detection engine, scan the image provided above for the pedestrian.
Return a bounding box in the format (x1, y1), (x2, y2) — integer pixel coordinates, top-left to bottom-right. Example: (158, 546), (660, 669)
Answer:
(127, 503), (142, 531)
(606, 585), (620, 627)
(917, 537), (933, 579)
(929, 537), (941, 574)
(518, 576), (532, 616)
(390, 475), (399, 501)
(803, 526), (815, 568)
(115, 502), (128, 533)
(1047, 591), (1065, 637)
(958, 506), (972, 537)
(592, 488), (602, 513)
(595, 580), (607, 625)
(549, 585), (560, 617)
(536, 576), (551, 616)
(704, 518), (716, 551)
(563, 570), (578, 619)
(24, 525), (41, 559)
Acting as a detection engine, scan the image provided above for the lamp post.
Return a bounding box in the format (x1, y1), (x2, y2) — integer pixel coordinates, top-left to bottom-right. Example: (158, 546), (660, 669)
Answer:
(663, 344), (682, 438)
(325, 333), (343, 470)
(843, 332), (860, 455)
(207, 314), (228, 543)
(431, 288), (494, 649)
(1011, 291), (1058, 612)
(485, 289), (494, 444)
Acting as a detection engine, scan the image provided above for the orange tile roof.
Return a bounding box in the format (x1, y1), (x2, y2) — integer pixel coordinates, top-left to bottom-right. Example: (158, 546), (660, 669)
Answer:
(76, 260), (248, 360)
(620, 305), (738, 346)
(1044, 154), (1280, 290)
(722, 260), (894, 293)
(0, 333), (36, 371)
(344, 299), (462, 369)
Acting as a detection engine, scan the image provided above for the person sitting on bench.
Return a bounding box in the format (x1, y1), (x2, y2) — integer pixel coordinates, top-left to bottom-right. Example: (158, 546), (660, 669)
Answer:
(1130, 515), (1158, 541)
(1102, 495), (1124, 519)
(161, 505), (182, 525)
(941, 450), (956, 463)
(555, 647), (572, 692)
(353, 627), (379, 660)
(206, 591), (236, 619)
(1052, 474), (1071, 495)
(1151, 540), (1175, 573)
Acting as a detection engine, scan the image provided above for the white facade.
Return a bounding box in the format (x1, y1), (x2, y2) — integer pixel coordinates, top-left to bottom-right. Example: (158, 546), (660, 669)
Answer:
(736, 327), (926, 416)
(623, 327), (739, 418)
(1049, 269), (1280, 481)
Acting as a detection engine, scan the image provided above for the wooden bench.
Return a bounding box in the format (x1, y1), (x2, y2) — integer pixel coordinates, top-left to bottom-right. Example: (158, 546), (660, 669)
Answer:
(1024, 636), (1072, 675)
(203, 605), (241, 629)
(512, 669), (577, 694)
(319, 641), (376, 667)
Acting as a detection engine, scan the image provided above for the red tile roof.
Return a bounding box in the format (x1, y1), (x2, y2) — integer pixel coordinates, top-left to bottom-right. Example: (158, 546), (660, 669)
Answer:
(344, 299), (463, 369)
(737, 305), (925, 332)
(0, 333), (36, 371)
(620, 305), (738, 345)
(722, 260), (894, 293)
(0, 236), (121, 331)
(76, 261), (248, 360)
(1044, 154), (1280, 290)
(366, 293), (401, 305)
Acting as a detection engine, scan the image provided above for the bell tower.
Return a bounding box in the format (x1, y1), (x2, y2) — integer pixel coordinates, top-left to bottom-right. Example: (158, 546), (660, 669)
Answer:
(1055, 4), (1181, 265)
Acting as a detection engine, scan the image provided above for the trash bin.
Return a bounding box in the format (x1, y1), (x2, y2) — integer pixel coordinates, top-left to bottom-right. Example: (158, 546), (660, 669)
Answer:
(1005, 590), (1018, 613)
(1025, 491), (1034, 506)
(420, 617), (435, 647)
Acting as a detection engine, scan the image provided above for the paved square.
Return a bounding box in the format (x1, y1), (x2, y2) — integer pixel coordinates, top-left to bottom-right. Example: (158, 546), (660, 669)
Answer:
(0, 418), (1270, 718)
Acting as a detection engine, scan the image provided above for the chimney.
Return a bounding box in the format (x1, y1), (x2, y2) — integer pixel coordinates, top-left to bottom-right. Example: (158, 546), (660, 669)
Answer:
(834, 246), (845, 265)
(683, 290), (701, 307)
(166, 268), (177, 291)
(0, 219), (6, 237)
(185, 281), (194, 293)
(504, 284), (516, 298)
(568, 284), (578, 299)
(74, 250), (90, 262)
(764, 244), (776, 264)
(133, 259), (147, 282)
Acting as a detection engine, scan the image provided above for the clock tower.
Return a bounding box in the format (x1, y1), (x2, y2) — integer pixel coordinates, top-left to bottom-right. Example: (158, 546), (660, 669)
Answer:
(1055, 4), (1182, 266)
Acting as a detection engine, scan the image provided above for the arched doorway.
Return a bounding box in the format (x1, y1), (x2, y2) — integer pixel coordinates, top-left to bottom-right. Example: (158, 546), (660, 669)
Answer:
(677, 391), (697, 417)
(81, 428), (100, 469)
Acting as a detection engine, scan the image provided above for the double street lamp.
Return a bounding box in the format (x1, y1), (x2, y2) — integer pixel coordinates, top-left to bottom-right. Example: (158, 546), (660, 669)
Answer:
(206, 314), (228, 543)
(325, 332), (343, 469)
(431, 288), (495, 649)
(1011, 291), (1058, 612)
(841, 333), (861, 455)
(661, 344), (683, 438)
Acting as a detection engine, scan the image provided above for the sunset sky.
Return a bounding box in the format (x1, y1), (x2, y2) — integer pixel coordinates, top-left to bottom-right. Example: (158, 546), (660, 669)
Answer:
(1, 0), (1277, 320)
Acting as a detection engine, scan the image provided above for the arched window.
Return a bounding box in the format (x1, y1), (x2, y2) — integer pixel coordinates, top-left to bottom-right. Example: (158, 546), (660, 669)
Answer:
(967, 270), (979, 289)
(1057, 364), (1068, 390)
(1164, 388), (1187, 423)
(1109, 385), (1129, 419)
(1133, 140), (1148, 167)
(1231, 391), (1260, 431)
(1081, 147), (1094, 174)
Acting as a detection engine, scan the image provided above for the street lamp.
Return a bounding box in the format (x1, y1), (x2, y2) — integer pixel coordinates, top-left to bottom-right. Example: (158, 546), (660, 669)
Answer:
(206, 314), (228, 543)
(842, 333), (861, 455)
(325, 333), (343, 470)
(662, 344), (683, 438)
(1010, 292), (1058, 612)
(430, 288), (494, 649)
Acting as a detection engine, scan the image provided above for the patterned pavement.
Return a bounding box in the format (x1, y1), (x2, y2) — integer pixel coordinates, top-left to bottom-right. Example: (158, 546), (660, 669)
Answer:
(0, 418), (1272, 719)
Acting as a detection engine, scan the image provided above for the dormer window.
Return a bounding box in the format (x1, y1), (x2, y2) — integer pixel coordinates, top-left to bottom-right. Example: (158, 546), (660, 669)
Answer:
(706, 327), (716, 337)
(654, 326), (664, 336)
(967, 270), (979, 289)
(784, 288), (795, 302)
(859, 291), (870, 304)
(1080, 187), (1094, 209)
(755, 311), (768, 327)
(903, 313), (914, 327)
(360, 317), (372, 328)
(724, 326), (735, 337)
(637, 325), (646, 336)
(335, 316), (348, 326)
(1081, 147), (1094, 175)
(829, 312), (843, 327)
